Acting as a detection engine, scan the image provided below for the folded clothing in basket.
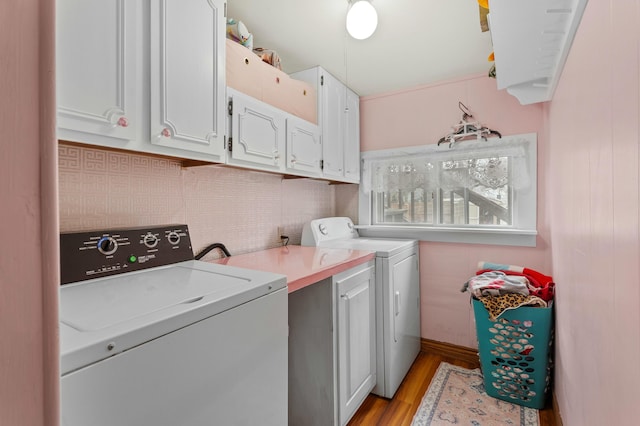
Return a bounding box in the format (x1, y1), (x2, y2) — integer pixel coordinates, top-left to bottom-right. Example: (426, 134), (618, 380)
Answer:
(462, 271), (531, 298)
(476, 261), (555, 301)
(461, 262), (555, 320)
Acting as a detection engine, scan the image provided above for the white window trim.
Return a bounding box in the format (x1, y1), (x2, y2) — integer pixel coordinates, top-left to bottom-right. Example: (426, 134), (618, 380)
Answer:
(358, 133), (538, 247)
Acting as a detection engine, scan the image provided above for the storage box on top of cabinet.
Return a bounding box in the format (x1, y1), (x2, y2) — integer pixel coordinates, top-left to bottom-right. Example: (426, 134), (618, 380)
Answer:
(226, 39), (317, 125)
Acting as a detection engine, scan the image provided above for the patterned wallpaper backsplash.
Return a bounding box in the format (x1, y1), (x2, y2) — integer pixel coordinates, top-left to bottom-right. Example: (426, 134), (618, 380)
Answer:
(58, 143), (337, 259)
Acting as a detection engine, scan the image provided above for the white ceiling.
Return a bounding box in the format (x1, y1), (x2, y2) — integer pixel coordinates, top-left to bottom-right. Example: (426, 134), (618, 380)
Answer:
(227, 0), (494, 97)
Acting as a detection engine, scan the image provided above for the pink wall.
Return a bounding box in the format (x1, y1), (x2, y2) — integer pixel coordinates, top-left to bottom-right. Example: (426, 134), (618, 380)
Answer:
(359, 75), (550, 348)
(58, 143), (336, 258)
(8, 1), (635, 423)
(0, 1), (59, 426)
(545, 1), (640, 424)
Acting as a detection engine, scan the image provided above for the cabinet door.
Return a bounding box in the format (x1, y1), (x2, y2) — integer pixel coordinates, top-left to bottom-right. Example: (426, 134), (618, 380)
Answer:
(228, 90), (286, 172)
(150, 0), (226, 162)
(286, 117), (322, 177)
(343, 88), (361, 183)
(56, 0), (137, 145)
(321, 71), (346, 180)
(336, 263), (376, 426)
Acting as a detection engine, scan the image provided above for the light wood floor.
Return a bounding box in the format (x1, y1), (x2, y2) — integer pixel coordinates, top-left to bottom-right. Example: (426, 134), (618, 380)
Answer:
(348, 350), (557, 425)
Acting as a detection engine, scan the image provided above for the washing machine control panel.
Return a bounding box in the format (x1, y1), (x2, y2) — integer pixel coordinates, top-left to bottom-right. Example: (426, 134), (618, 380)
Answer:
(60, 224), (193, 285)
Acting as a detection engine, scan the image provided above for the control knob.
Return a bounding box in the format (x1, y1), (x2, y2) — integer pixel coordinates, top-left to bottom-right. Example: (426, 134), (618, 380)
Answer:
(143, 233), (159, 248)
(167, 231), (181, 245)
(97, 236), (118, 255)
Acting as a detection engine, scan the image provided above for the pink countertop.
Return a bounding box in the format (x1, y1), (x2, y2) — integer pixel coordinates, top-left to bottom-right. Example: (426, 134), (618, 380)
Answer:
(211, 245), (375, 293)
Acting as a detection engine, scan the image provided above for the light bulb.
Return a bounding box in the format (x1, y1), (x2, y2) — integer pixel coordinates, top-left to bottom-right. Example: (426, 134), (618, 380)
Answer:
(346, 0), (378, 40)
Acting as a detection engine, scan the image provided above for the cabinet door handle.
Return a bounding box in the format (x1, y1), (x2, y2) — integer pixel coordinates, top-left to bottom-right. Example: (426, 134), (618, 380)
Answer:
(107, 110), (128, 129)
(394, 291), (400, 316)
(161, 128), (171, 138)
(117, 116), (129, 128)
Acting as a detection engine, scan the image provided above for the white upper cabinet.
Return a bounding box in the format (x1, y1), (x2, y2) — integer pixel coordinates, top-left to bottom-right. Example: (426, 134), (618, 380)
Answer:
(227, 89), (286, 173)
(228, 88), (323, 177)
(57, 0), (227, 162)
(56, 1), (356, 182)
(286, 116), (322, 178)
(343, 88), (360, 184)
(150, 0), (226, 162)
(321, 71), (347, 181)
(489, 0), (588, 105)
(56, 0), (138, 146)
(291, 66), (361, 183)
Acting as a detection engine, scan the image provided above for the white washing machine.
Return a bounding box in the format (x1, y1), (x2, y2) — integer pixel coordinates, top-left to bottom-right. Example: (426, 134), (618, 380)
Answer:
(59, 225), (288, 426)
(301, 217), (421, 398)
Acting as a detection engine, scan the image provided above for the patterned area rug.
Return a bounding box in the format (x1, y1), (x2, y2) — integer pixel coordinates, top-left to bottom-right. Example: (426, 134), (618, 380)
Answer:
(411, 362), (539, 426)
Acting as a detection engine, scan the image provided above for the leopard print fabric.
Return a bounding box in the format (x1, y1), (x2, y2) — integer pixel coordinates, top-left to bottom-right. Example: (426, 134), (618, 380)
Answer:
(478, 293), (546, 321)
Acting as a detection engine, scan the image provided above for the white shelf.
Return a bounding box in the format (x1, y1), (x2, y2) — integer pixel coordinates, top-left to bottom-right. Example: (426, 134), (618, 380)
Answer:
(489, 0), (588, 105)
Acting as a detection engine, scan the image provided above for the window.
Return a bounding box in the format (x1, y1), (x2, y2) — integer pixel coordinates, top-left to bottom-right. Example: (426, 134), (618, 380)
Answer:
(358, 133), (537, 247)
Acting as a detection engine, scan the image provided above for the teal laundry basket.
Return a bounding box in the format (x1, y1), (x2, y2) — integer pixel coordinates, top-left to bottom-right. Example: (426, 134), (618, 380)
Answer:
(472, 298), (554, 409)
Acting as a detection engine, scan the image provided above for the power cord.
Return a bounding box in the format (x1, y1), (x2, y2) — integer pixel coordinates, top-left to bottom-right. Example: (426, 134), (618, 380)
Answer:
(194, 243), (231, 260)
(280, 235), (289, 246)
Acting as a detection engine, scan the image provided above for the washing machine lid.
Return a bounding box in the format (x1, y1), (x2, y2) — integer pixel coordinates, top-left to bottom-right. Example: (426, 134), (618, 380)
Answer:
(316, 237), (417, 258)
(62, 264), (247, 331)
(60, 260), (286, 374)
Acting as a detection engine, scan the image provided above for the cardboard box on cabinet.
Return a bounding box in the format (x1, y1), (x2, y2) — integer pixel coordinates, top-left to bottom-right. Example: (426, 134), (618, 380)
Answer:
(226, 39), (317, 124)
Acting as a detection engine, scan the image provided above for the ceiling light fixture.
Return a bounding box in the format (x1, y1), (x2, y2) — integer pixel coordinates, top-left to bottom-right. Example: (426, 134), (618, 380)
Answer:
(346, 0), (378, 40)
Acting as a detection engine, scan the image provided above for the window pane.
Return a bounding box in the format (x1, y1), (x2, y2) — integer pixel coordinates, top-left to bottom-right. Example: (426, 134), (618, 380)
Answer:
(438, 156), (512, 226)
(469, 184), (511, 225)
(373, 188), (435, 224)
(440, 189), (465, 225)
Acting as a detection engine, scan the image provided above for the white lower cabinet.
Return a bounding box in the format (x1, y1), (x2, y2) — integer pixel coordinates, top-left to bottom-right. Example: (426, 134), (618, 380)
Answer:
(288, 260), (376, 426)
(335, 262), (377, 425)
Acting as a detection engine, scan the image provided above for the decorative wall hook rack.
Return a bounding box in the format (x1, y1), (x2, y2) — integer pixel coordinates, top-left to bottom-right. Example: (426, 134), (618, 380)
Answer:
(437, 102), (502, 148)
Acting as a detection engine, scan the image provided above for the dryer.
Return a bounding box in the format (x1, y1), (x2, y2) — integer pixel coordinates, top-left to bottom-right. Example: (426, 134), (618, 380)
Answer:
(302, 217), (421, 398)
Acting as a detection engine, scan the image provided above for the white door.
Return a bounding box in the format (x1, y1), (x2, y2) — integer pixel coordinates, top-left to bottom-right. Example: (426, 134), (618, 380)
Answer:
(150, 0), (226, 161)
(336, 262), (376, 426)
(343, 88), (361, 183)
(286, 116), (322, 177)
(321, 71), (346, 180)
(228, 90), (286, 172)
(56, 0), (138, 145)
